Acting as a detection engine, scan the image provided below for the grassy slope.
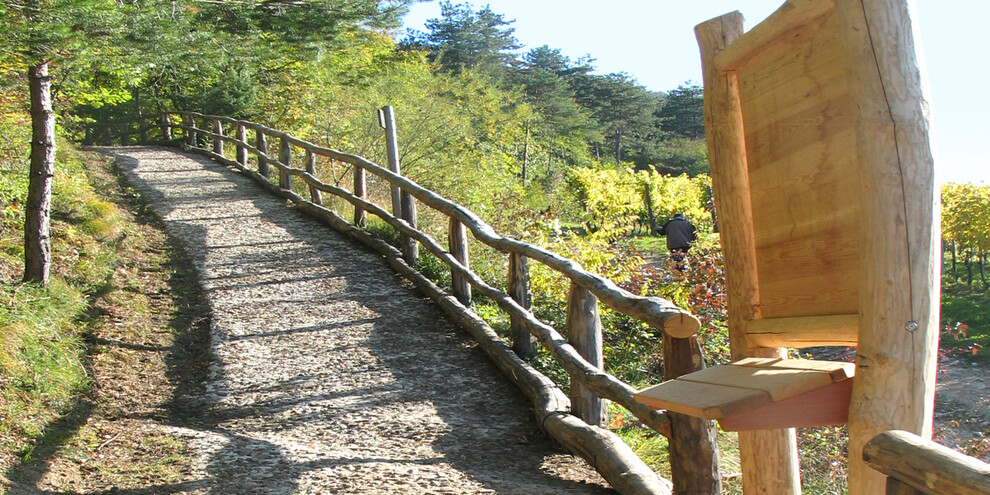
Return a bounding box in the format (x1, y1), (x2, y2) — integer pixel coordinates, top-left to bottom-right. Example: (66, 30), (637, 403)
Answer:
(1, 138), (209, 492)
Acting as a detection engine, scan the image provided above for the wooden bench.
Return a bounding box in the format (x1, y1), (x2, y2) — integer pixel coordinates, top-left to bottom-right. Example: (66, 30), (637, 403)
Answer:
(637, 357), (854, 431)
(635, 0), (940, 493)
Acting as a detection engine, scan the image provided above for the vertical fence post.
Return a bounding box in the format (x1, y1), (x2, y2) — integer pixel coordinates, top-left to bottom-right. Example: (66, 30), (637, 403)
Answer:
(212, 118), (224, 156)
(662, 332), (722, 494)
(566, 283), (605, 426)
(279, 136), (292, 191)
(508, 252), (536, 358)
(256, 128), (270, 178)
(401, 190), (418, 265)
(380, 106), (417, 265)
(449, 217), (471, 305)
(132, 88), (147, 143)
(354, 164), (367, 227)
(161, 113), (172, 142)
(305, 150), (322, 205)
(235, 123), (247, 168)
(380, 106), (402, 218)
(184, 113), (196, 147)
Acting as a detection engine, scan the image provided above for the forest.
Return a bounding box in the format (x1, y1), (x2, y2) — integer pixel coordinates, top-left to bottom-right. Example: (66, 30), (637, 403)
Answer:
(2, 0), (989, 493)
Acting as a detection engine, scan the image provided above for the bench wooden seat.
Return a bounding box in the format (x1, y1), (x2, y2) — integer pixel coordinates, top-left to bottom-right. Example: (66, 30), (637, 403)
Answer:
(636, 358), (854, 431)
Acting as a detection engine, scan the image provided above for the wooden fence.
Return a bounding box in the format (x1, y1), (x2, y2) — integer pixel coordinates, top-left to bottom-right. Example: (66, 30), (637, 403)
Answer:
(863, 430), (990, 495)
(153, 110), (721, 494)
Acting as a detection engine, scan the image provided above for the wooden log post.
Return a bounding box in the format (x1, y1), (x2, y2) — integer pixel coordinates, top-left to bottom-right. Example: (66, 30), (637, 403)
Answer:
(279, 136), (292, 191)
(662, 332), (721, 494)
(835, 1), (941, 493)
(401, 189), (418, 266)
(256, 128), (270, 179)
(236, 123), (247, 168)
(508, 252), (536, 358)
(863, 430), (990, 495)
(212, 118), (223, 156)
(449, 217), (471, 305)
(380, 106), (418, 265)
(566, 283), (605, 426)
(305, 150), (322, 205)
(160, 113), (172, 141)
(696, 13), (800, 494)
(136, 95), (148, 144)
(183, 113), (196, 147)
(353, 164), (367, 227)
(380, 106), (402, 219)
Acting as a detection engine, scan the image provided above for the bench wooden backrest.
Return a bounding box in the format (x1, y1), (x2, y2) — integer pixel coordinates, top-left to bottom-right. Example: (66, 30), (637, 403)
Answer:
(697, 0), (940, 492)
(701, 0), (929, 351)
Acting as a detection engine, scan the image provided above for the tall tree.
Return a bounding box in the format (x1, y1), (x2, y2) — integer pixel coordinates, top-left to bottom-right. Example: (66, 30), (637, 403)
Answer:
(511, 46), (597, 180)
(405, 1), (521, 76)
(572, 72), (657, 164)
(655, 84), (705, 140)
(2, 0), (122, 285)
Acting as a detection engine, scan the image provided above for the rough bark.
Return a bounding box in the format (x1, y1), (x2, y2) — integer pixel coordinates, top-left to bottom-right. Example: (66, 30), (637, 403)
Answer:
(24, 62), (55, 285)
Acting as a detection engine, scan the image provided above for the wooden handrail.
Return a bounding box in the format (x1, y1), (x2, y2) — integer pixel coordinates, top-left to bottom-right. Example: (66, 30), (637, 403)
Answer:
(172, 111), (701, 338)
(863, 430), (990, 495)
(167, 110), (721, 494)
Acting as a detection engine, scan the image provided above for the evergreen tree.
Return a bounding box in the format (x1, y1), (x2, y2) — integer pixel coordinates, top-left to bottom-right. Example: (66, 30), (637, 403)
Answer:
(655, 83), (705, 140)
(405, 1), (521, 76)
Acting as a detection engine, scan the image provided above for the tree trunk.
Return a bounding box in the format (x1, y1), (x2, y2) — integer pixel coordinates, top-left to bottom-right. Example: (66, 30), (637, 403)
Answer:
(951, 241), (957, 279)
(547, 134), (554, 179)
(966, 249), (973, 286)
(522, 122), (530, 186)
(644, 183), (657, 235)
(980, 252), (987, 292)
(614, 129), (622, 164)
(24, 62), (56, 286)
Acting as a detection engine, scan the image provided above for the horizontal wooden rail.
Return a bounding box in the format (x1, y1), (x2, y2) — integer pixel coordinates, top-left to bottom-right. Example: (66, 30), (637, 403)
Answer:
(185, 140), (674, 494)
(173, 111), (701, 338)
(167, 111), (716, 494)
(863, 430), (990, 495)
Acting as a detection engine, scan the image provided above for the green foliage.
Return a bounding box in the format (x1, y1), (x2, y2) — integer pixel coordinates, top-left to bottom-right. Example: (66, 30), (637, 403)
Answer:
(656, 84), (705, 140)
(0, 121), (135, 463)
(406, 1), (521, 76)
(569, 166), (714, 240)
(940, 278), (990, 359)
(943, 183), (990, 253)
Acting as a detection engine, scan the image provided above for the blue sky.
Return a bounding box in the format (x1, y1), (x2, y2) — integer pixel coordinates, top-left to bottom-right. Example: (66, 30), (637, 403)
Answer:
(401, 1), (988, 185)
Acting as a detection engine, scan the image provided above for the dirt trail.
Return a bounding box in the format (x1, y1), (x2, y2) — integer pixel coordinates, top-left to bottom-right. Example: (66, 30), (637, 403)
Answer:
(95, 146), (612, 494)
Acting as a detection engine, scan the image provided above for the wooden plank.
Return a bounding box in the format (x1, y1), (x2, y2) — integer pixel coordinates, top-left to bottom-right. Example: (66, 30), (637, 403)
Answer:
(719, 378), (853, 431)
(732, 356), (855, 380)
(675, 363), (836, 401)
(746, 314), (859, 348)
(636, 379), (770, 419)
(715, 0), (836, 71)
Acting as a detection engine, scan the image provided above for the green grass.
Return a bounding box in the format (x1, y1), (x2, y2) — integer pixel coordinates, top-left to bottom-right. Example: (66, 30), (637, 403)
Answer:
(0, 134), (129, 471)
(940, 277), (990, 359)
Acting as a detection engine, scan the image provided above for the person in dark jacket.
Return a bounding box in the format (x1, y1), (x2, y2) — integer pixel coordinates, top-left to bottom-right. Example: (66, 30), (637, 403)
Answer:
(659, 213), (697, 270)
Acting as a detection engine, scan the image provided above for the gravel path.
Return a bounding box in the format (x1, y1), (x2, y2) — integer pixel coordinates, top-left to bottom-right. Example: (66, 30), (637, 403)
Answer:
(105, 146), (613, 494)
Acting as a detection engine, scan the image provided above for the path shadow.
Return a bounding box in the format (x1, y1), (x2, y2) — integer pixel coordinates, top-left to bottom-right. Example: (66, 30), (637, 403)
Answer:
(99, 146), (612, 494)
